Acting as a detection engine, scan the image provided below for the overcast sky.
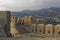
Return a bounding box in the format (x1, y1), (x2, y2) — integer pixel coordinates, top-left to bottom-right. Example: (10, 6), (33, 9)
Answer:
(0, 0), (60, 11)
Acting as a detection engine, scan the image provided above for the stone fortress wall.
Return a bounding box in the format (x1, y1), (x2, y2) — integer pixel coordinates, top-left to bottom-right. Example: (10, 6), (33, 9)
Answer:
(1, 11), (60, 40)
(10, 16), (60, 37)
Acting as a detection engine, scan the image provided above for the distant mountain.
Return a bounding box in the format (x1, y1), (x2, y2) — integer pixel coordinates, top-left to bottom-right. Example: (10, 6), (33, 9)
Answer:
(11, 7), (60, 18)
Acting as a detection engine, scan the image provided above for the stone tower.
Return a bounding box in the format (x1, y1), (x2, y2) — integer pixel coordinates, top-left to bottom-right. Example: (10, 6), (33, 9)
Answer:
(10, 16), (19, 37)
(0, 11), (11, 37)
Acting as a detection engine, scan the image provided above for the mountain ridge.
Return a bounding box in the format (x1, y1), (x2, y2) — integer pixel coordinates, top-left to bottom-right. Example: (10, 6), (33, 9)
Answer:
(12, 7), (60, 17)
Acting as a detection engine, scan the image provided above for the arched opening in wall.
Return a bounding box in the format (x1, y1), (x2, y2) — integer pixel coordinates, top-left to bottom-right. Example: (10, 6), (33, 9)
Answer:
(32, 29), (34, 32)
(39, 30), (41, 32)
(22, 20), (24, 24)
(58, 31), (60, 34)
(10, 33), (12, 37)
(48, 31), (50, 34)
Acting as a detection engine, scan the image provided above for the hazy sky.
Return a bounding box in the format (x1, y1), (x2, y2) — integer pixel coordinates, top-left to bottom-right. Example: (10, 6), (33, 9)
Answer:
(0, 0), (60, 11)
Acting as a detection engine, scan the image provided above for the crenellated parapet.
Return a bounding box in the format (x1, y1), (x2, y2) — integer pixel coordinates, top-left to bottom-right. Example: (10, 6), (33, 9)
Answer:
(10, 16), (60, 37)
(30, 24), (60, 36)
(10, 16), (17, 26)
